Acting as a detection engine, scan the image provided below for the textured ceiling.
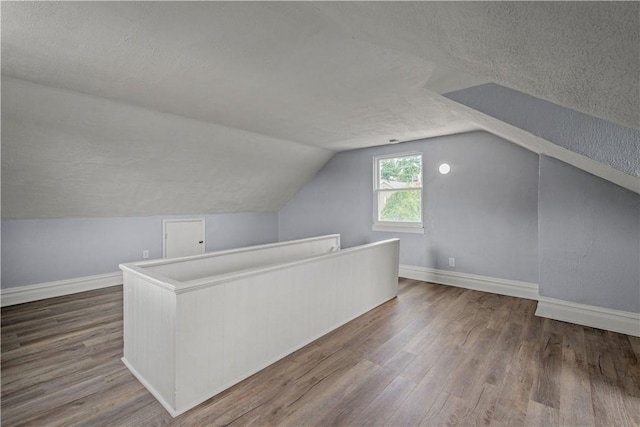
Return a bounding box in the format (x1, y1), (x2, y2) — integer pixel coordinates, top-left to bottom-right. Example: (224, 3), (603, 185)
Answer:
(2, 2), (638, 219)
(3, 2), (637, 149)
(2, 77), (334, 219)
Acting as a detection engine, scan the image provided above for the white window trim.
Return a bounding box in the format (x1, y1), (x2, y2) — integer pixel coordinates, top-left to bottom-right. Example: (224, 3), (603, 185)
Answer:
(373, 152), (424, 233)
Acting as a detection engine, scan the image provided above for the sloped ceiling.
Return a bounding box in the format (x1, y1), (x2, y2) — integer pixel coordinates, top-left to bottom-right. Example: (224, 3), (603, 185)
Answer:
(2, 2), (638, 219)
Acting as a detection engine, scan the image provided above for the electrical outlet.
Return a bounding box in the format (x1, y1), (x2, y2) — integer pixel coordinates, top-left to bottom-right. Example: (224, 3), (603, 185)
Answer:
(448, 257), (455, 267)
(143, 250), (149, 259)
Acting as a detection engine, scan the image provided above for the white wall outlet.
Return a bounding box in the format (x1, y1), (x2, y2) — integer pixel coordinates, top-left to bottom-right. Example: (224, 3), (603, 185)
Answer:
(448, 257), (455, 267)
(143, 250), (149, 259)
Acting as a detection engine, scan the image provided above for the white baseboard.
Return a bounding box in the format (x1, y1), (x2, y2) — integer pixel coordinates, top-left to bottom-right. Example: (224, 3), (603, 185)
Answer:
(398, 265), (639, 337)
(4, 266), (637, 337)
(399, 264), (539, 300)
(536, 297), (640, 337)
(1, 272), (123, 307)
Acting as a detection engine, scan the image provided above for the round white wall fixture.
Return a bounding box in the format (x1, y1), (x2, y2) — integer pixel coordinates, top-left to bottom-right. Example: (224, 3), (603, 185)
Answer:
(439, 163), (451, 174)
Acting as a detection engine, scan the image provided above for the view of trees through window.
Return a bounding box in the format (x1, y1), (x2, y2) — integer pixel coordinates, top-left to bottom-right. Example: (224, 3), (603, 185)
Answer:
(376, 154), (422, 223)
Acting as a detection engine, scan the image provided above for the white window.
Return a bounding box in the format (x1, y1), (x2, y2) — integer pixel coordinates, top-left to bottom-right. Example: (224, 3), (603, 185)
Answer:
(373, 152), (424, 234)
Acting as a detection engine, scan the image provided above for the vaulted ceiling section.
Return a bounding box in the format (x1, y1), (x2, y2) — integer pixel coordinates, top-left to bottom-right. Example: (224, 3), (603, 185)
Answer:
(2, 2), (638, 219)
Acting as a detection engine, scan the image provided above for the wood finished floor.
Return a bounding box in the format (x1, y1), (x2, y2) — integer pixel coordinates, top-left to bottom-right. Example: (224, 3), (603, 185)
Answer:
(2, 279), (639, 426)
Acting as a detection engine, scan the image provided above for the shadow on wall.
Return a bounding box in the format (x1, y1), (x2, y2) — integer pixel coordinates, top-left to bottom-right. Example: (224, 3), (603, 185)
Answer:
(428, 247), (441, 270)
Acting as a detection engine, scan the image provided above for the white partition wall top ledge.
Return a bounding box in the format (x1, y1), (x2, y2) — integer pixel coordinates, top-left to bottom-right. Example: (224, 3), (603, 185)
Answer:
(116, 267), (182, 292)
(121, 237), (398, 294)
(120, 234), (341, 292)
(176, 239), (399, 293)
(129, 234), (341, 269)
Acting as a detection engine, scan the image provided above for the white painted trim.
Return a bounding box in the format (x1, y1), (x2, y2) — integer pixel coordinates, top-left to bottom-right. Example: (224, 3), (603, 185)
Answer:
(536, 297), (640, 337)
(373, 152), (425, 233)
(398, 264), (539, 300)
(1, 272), (123, 307)
(399, 264), (640, 337)
(372, 224), (425, 234)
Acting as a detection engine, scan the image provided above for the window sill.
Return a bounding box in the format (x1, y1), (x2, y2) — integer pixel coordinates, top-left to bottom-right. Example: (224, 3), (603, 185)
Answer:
(372, 224), (425, 234)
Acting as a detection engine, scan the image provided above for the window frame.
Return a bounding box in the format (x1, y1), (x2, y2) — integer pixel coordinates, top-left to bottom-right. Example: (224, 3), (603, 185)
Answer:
(372, 152), (425, 234)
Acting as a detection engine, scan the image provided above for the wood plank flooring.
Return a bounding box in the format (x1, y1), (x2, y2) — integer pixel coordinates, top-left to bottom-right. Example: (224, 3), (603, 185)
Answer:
(2, 279), (639, 426)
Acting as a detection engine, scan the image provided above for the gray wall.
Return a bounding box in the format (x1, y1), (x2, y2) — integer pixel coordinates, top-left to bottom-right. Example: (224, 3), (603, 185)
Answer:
(444, 82), (640, 313)
(1, 212), (278, 288)
(539, 156), (640, 312)
(279, 131), (540, 284)
(445, 83), (640, 177)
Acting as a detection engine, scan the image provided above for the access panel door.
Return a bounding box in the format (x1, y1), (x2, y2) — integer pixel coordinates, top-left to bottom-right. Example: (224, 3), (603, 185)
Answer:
(163, 219), (205, 259)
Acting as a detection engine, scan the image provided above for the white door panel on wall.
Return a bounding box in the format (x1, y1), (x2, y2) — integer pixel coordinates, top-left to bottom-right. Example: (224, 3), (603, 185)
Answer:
(163, 219), (205, 258)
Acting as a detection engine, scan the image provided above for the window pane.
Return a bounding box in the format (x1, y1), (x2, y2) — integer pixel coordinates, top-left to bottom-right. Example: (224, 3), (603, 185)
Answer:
(378, 155), (422, 189)
(378, 190), (422, 222)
